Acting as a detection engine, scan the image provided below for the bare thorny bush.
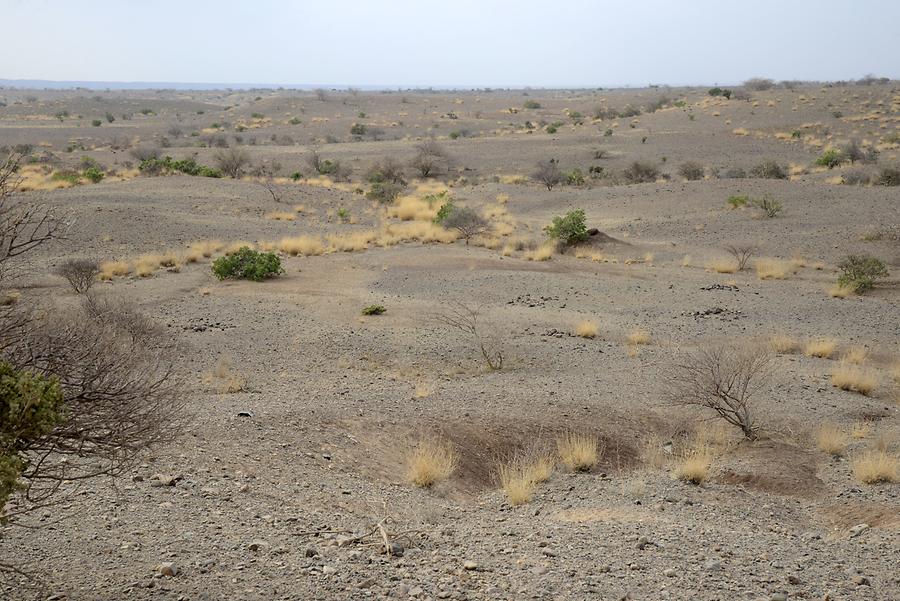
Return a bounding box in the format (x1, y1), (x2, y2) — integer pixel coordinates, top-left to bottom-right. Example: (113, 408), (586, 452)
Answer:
(0, 151), (185, 575)
(666, 342), (773, 441)
(433, 302), (505, 370)
(724, 243), (758, 272)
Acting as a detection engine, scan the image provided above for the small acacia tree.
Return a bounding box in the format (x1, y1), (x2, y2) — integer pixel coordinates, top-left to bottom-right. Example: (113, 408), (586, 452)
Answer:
(837, 255), (888, 293)
(545, 209), (588, 246)
(434, 303), (504, 370)
(532, 160), (562, 190)
(438, 205), (489, 244)
(410, 140), (449, 178)
(54, 258), (100, 293)
(213, 147), (251, 178)
(667, 343), (772, 441)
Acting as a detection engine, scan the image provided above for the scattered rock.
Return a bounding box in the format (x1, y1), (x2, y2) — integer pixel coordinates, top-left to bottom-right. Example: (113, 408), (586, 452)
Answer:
(663, 568), (677, 578)
(849, 523), (869, 537)
(463, 560), (478, 571)
(156, 563), (178, 577)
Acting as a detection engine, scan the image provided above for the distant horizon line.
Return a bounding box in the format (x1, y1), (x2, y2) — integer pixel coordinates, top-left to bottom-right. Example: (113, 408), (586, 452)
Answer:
(1, 76), (894, 93)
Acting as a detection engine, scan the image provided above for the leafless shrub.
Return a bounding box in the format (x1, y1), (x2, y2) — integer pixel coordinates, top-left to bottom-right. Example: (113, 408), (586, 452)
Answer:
(0, 294), (185, 516)
(314, 88), (328, 102)
(440, 206), (489, 244)
(366, 157), (406, 185)
(842, 169), (871, 186)
(744, 77), (775, 91)
(1, 152), (68, 283)
(130, 146), (160, 163)
(410, 140), (450, 178)
(667, 342), (772, 440)
(532, 160), (562, 190)
(54, 258), (100, 293)
(724, 243), (758, 271)
(213, 147), (251, 178)
(622, 161), (660, 184)
(434, 302), (504, 370)
(678, 162), (705, 181)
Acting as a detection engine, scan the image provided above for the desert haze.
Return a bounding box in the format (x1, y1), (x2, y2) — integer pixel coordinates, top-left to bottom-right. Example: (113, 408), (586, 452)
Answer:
(1, 17), (899, 601)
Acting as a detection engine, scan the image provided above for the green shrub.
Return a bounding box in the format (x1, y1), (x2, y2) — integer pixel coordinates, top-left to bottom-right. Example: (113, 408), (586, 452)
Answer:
(337, 207), (349, 221)
(139, 156), (222, 178)
(212, 247), (283, 281)
(82, 166), (104, 183)
(816, 148), (845, 169)
(0, 362), (66, 515)
(837, 255), (888, 293)
(622, 161), (660, 184)
(523, 100), (541, 109)
(51, 170), (81, 185)
(545, 209), (588, 246)
(433, 200), (457, 224)
(546, 125), (558, 134)
(564, 168), (585, 185)
(288, 117), (302, 125)
(678, 162), (705, 181)
(727, 194), (750, 208)
(708, 87), (732, 99)
(350, 123), (368, 136)
(362, 305), (386, 315)
(91, 119), (102, 127)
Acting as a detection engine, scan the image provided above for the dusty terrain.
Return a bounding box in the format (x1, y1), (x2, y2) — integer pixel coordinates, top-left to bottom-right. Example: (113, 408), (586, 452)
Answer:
(1, 83), (899, 600)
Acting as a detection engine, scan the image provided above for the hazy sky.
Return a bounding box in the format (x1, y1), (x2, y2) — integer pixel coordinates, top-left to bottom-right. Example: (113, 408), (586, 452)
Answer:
(4, 0), (899, 87)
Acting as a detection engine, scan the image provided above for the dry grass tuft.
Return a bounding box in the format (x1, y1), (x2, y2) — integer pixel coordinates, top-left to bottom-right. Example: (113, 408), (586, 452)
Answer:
(225, 241), (255, 255)
(99, 260), (130, 280)
(387, 195), (439, 221)
(830, 362), (878, 396)
(279, 236), (325, 256)
(828, 283), (855, 298)
(327, 230), (377, 252)
(770, 334), (799, 354)
(524, 243), (555, 261)
(843, 346), (869, 365)
(575, 320), (598, 339)
(815, 423), (849, 456)
(627, 329), (651, 345)
(203, 356), (246, 393)
(189, 240), (224, 258)
(406, 439), (457, 488)
(673, 445), (712, 485)
(851, 449), (899, 484)
(804, 338), (837, 359)
(707, 259), (738, 274)
(556, 433), (599, 472)
(851, 421), (872, 439)
(755, 258), (791, 280)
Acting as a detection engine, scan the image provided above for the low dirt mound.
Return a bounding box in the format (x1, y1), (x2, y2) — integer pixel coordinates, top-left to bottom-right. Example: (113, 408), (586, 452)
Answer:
(718, 440), (826, 498)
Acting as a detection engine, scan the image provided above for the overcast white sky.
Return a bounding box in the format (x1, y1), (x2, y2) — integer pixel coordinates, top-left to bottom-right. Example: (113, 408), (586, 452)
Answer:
(3, 0), (899, 87)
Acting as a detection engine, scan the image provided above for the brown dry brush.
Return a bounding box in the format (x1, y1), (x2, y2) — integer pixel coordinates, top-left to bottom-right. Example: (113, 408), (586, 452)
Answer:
(0, 294), (186, 518)
(666, 342), (772, 440)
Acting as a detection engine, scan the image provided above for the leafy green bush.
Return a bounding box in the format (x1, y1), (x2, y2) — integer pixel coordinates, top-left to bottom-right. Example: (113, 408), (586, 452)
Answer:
(51, 170), (81, 185)
(708, 87), (732, 99)
(433, 200), (457, 224)
(350, 123), (368, 136)
(816, 148), (845, 169)
(362, 305), (386, 315)
(565, 168), (585, 185)
(546, 125), (558, 134)
(82, 166), (104, 183)
(91, 119), (102, 127)
(837, 255), (888, 293)
(545, 209), (588, 246)
(288, 117), (302, 125)
(0, 362), (66, 515)
(727, 194), (750, 208)
(523, 100), (541, 109)
(212, 247), (283, 281)
(139, 156), (222, 178)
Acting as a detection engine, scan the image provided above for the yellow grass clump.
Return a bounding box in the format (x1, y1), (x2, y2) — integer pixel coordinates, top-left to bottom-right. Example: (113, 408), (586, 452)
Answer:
(279, 236), (325, 256)
(707, 259), (738, 274)
(804, 337), (837, 358)
(851, 421), (872, 439)
(497, 458), (542, 506)
(828, 283), (855, 298)
(327, 230), (377, 252)
(225, 241), (255, 255)
(755, 258), (791, 280)
(265, 211), (296, 221)
(203, 356), (246, 393)
(406, 439), (457, 488)
(851, 450), (899, 484)
(627, 329), (651, 345)
(189, 240), (224, 258)
(843, 346), (868, 365)
(575, 320), (598, 339)
(379, 222), (457, 244)
(99, 260), (130, 280)
(387, 195), (439, 221)
(556, 433), (599, 472)
(681, 255), (692, 267)
(815, 424), (849, 456)
(524, 243), (554, 261)
(732, 127), (749, 136)
(830, 362), (878, 396)
(673, 446), (712, 485)
(770, 334), (799, 354)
